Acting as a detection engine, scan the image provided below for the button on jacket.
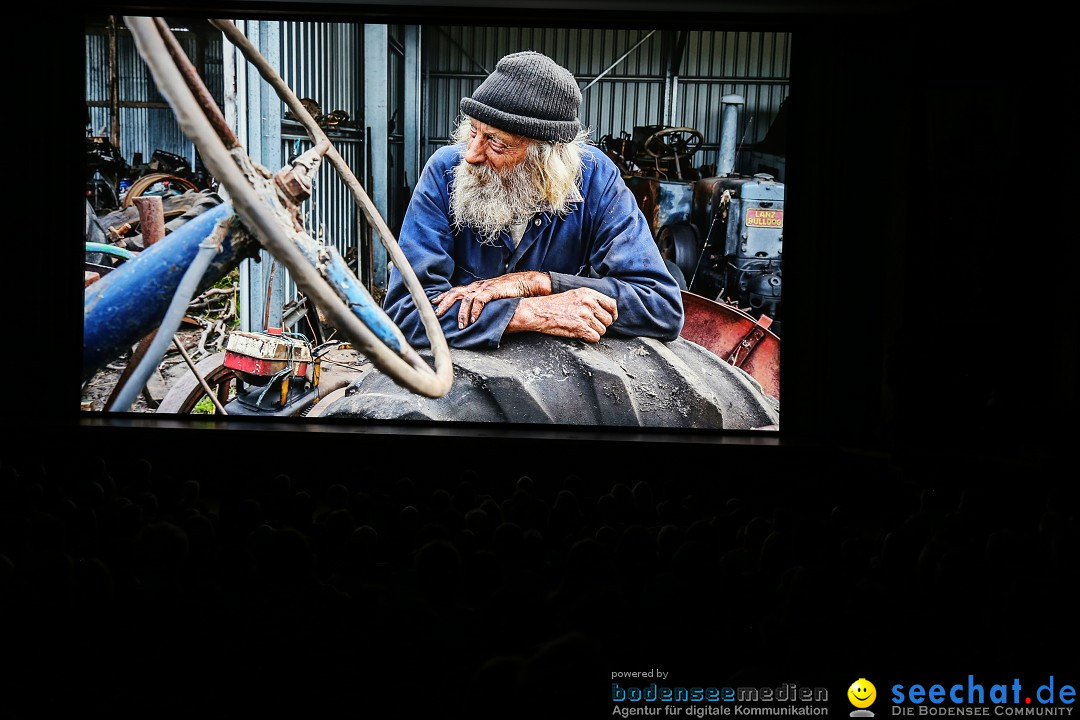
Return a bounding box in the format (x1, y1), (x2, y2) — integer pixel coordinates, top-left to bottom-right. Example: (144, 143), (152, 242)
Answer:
(383, 143), (685, 349)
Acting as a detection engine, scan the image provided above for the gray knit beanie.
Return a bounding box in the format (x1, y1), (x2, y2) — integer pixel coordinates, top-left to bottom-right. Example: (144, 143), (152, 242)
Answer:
(460, 51), (582, 143)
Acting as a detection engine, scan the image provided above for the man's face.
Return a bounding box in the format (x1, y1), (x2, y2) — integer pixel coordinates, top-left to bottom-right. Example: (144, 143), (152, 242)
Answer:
(450, 121), (543, 241)
(463, 120), (530, 173)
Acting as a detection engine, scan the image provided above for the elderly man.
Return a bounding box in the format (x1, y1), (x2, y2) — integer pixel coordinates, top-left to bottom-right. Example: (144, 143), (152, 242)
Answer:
(383, 50), (684, 349)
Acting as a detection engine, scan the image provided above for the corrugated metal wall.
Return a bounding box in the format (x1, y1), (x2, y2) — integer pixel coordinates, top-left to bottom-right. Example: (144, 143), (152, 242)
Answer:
(422, 26), (790, 176)
(675, 30), (791, 171)
(273, 22), (409, 286)
(279, 21), (364, 265)
(86, 22), (223, 169)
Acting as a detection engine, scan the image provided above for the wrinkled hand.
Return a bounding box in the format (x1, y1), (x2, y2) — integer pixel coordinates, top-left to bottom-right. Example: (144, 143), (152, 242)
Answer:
(433, 271), (551, 329)
(509, 288), (619, 343)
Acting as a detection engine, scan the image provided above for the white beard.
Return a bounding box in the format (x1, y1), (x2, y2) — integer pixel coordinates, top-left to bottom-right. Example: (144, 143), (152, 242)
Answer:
(449, 156), (544, 245)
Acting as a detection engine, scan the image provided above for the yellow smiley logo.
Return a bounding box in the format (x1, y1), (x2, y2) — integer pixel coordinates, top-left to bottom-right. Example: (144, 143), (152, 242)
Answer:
(848, 679), (877, 709)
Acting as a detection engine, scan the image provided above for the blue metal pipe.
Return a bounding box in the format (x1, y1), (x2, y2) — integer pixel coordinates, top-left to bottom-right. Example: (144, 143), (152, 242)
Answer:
(109, 233), (223, 412)
(83, 201), (257, 382)
(83, 196), (405, 384)
(291, 236), (401, 352)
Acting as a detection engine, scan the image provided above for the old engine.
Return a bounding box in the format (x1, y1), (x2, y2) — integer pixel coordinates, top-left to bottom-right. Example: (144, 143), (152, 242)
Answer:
(660, 170), (784, 330)
(605, 94), (785, 335)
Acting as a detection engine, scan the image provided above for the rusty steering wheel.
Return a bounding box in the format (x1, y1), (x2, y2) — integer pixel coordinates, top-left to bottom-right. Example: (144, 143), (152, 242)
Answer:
(644, 126), (705, 163)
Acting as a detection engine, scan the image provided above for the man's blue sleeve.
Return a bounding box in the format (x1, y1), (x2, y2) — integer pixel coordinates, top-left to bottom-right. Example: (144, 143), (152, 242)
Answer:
(382, 149), (517, 350)
(548, 149), (685, 341)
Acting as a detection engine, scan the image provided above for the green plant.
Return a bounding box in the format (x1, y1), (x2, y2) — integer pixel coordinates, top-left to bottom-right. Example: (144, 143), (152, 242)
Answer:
(212, 268), (240, 290)
(193, 395), (216, 414)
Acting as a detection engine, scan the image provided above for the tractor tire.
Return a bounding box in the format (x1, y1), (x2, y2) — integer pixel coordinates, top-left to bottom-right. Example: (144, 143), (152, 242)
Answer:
(317, 333), (779, 430)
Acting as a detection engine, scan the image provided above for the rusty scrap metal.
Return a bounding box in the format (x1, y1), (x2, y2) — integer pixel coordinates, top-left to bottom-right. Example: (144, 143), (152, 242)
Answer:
(626, 176), (694, 240)
(281, 139), (330, 200)
(121, 173), (200, 209)
(128, 16), (451, 398)
(727, 314), (773, 368)
(132, 195), (166, 246)
(274, 139), (331, 231)
(679, 290), (780, 400)
(106, 222), (132, 242)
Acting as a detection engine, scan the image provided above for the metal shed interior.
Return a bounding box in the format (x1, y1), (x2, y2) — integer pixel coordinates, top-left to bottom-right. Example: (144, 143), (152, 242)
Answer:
(85, 15), (790, 335)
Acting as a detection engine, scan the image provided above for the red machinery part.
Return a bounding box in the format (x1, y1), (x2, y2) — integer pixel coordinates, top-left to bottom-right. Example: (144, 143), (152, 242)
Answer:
(223, 352), (309, 379)
(678, 290), (780, 400)
(222, 331), (312, 382)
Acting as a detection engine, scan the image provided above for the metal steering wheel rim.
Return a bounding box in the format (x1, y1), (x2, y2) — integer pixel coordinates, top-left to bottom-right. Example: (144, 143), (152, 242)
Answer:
(125, 16), (452, 399)
(644, 126), (704, 160)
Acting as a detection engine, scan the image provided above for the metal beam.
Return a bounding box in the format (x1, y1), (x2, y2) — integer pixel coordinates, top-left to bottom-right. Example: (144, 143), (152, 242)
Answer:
(404, 25), (421, 192)
(227, 19), (284, 332)
(365, 24), (390, 290)
(108, 16), (121, 153)
(662, 31), (688, 127)
(581, 29), (656, 94)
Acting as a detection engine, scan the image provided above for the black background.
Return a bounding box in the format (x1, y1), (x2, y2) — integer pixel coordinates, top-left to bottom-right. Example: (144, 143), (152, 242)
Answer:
(3, 1), (1076, 718)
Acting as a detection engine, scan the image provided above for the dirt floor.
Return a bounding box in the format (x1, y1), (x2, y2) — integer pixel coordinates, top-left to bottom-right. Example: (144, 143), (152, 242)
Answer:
(80, 328), (212, 414)
(82, 324), (369, 416)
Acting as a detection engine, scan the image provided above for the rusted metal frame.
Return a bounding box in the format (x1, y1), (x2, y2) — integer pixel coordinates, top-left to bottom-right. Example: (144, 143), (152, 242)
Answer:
(121, 173), (201, 209)
(262, 260), (278, 331)
(208, 18), (453, 397)
(267, 138), (332, 332)
(108, 16), (121, 156)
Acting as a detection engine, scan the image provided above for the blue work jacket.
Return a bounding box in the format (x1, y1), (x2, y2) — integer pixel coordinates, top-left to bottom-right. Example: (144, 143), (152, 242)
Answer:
(383, 143), (684, 349)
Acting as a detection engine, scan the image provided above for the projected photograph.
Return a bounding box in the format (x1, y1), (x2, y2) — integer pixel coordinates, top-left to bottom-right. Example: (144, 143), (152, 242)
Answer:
(82, 15), (786, 432)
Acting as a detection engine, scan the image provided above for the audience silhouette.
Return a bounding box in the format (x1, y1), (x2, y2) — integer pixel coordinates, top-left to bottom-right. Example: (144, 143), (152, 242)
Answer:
(3, 441), (1075, 718)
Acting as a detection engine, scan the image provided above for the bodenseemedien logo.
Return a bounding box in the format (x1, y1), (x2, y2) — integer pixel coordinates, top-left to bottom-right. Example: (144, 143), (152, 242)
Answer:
(610, 671), (829, 717)
(849, 679), (877, 717)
